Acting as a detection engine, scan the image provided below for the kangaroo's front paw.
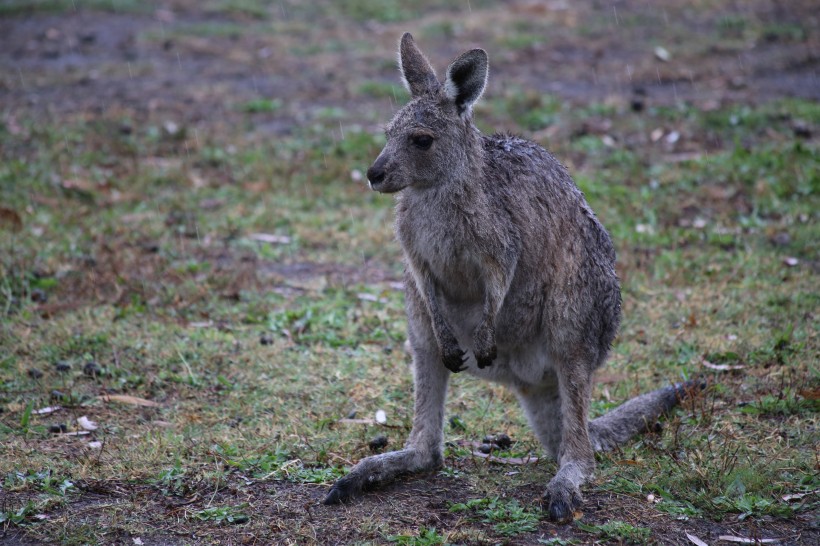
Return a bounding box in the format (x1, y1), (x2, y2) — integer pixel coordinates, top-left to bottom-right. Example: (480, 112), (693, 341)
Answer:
(441, 346), (468, 373)
(542, 476), (583, 523)
(475, 344), (497, 369)
(473, 323), (497, 369)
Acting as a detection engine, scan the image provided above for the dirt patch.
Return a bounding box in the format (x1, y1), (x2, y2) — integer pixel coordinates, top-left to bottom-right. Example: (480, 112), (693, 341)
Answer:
(3, 472), (816, 544)
(2, 0), (818, 136)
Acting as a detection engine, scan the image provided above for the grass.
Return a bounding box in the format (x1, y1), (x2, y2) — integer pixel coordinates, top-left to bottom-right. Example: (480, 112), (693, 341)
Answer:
(1, 90), (818, 545)
(1, 0), (818, 543)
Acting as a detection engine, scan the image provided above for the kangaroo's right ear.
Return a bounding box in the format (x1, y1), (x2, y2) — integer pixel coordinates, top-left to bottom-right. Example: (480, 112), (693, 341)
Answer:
(398, 33), (440, 97)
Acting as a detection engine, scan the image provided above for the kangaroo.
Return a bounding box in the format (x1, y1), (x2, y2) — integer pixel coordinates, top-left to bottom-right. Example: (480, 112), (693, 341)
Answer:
(324, 33), (698, 522)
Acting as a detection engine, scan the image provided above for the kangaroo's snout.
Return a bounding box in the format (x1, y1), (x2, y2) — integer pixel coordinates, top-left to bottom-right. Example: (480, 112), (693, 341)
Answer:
(367, 153), (392, 192)
(367, 151), (404, 193)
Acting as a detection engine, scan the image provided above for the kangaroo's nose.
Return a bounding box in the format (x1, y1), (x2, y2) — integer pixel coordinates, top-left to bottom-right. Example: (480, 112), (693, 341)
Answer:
(367, 165), (385, 185)
(367, 155), (388, 186)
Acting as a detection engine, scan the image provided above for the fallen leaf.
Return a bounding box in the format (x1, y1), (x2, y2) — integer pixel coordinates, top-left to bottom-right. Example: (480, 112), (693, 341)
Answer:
(0, 207), (23, 231)
(470, 451), (540, 465)
(616, 459), (642, 466)
(249, 233), (291, 245)
(702, 359), (745, 372)
(98, 394), (160, 407)
(188, 321), (213, 328)
(77, 416), (98, 431)
(337, 418), (377, 425)
(357, 293), (387, 304)
(150, 420), (174, 427)
(686, 532), (709, 546)
(718, 536), (780, 544)
(34, 406), (62, 415)
(782, 490), (816, 502)
(798, 388), (820, 400)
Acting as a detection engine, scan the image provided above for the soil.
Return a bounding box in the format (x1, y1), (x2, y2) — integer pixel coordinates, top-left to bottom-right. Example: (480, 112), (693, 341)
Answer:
(2, 472), (816, 545)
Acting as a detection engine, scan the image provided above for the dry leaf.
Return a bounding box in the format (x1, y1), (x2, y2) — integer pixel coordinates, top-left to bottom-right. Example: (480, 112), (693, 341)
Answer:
(77, 416), (98, 431)
(470, 451), (540, 465)
(718, 536), (780, 544)
(782, 491), (815, 502)
(702, 359), (745, 372)
(98, 394), (160, 407)
(0, 207), (23, 232)
(249, 233), (292, 245)
(337, 418), (377, 425)
(798, 388), (820, 400)
(686, 532), (709, 546)
(188, 321), (213, 328)
(616, 459), (642, 466)
(150, 420), (174, 427)
(33, 406), (62, 415)
(357, 293), (387, 304)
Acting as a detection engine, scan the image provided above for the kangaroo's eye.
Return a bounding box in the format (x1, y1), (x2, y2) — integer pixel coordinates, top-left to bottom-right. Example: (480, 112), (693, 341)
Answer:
(411, 134), (434, 150)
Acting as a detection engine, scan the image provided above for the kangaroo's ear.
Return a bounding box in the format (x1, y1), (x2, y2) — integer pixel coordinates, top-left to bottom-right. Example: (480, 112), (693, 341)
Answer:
(444, 49), (488, 116)
(398, 33), (439, 97)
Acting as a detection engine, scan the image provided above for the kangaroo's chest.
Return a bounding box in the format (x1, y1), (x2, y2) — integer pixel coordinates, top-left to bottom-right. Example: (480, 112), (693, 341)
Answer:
(397, 200), (486, 303)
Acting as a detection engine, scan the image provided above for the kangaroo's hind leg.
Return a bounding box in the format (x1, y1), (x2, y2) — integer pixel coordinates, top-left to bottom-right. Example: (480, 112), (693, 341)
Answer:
(514, 375), (563, 460)
(518, 358), (595, 523)
(324, 278), (449, 504)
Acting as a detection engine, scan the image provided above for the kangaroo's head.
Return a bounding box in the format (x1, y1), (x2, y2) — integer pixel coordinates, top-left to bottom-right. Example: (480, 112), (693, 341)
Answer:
(367, 33), (488, 194)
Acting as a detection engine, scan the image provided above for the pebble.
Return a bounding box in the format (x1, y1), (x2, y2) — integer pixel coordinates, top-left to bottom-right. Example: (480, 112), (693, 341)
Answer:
(49, 423), (67, 434)
(368, 435), (388, 452)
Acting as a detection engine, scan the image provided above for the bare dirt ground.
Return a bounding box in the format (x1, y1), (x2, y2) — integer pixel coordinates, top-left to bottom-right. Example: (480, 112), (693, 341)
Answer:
(3, 1), (817, 134)
(1, 1), (818, 544)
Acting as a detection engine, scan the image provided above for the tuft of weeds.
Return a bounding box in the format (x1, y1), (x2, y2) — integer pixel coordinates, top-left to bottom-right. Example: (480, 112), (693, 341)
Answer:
(576, 520), (651, 544)
(192, 504), (250, 525)
(450, 497), (540, 536)
(386, 526), (448, 545)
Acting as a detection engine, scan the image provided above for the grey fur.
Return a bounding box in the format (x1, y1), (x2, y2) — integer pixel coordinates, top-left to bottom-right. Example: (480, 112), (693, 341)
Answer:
(325, 33), (699, 522)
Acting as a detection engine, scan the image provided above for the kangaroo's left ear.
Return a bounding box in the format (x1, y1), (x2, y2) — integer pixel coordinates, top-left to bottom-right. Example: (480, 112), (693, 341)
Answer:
(444, 48), (488, 116)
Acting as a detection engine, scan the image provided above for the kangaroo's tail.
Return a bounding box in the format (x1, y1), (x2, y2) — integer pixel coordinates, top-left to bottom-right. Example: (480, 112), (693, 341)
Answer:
(589, 379), (704, 452)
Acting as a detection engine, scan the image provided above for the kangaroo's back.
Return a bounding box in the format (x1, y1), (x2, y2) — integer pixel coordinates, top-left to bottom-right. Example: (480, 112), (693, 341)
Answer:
(478, 132), (621, 365)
